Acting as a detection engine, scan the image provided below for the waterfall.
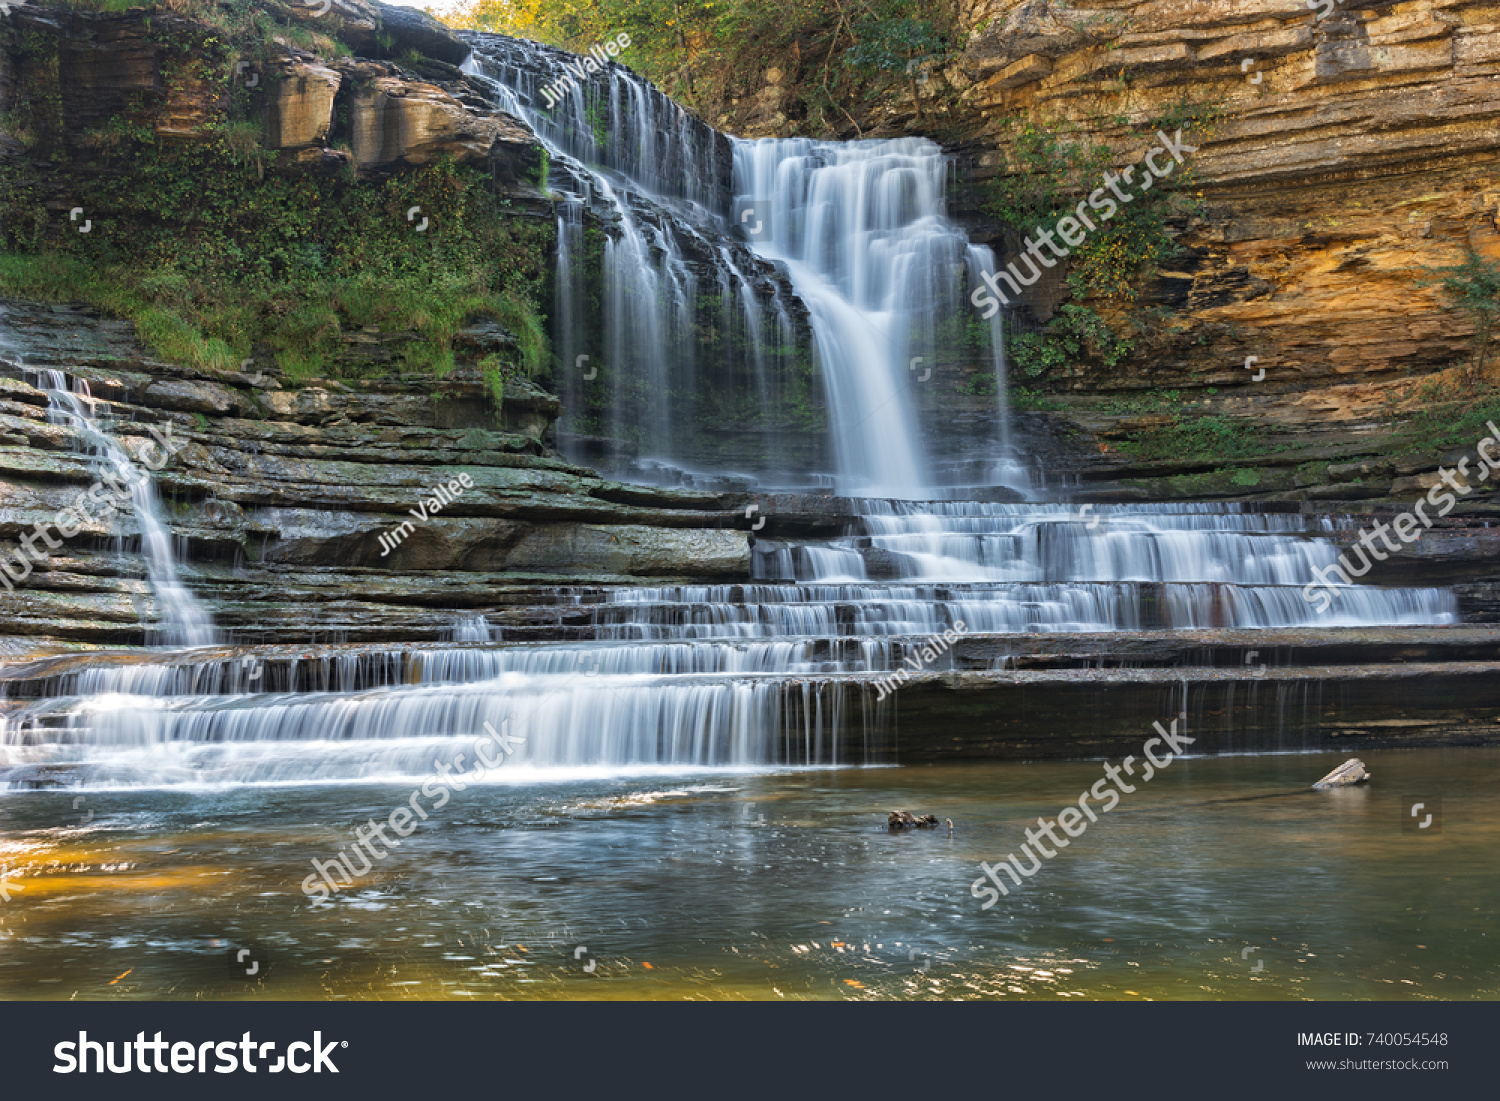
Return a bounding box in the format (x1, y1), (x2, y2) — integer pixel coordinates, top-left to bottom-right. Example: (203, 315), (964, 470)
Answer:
(734, 139), (933, 497)
(464, 36), (1020, 494)
(0, 37), (1465, 790)
(465, 37), (809, 486)
(30, 369), (216, 647)
(730, 139), (1029, 497)
(754, 501), (1456, 629)
(966, 244), (1021, 487)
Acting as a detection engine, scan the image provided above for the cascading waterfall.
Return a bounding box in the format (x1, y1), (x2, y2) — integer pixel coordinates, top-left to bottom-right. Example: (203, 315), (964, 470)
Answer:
(751, 501), (1457, 630)
(27, 369), (216, 647)
(0, 35), (1464, 789)
(464, 37), (808, 485)
(734, 137), (1014, 498)
(0, 632), (885, 783)
(463, 43), (697, 474)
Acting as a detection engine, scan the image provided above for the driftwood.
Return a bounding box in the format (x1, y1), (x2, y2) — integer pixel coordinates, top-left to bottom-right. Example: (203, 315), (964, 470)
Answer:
(1312, 757), (1371, 789)
(888, 810), (941, 830)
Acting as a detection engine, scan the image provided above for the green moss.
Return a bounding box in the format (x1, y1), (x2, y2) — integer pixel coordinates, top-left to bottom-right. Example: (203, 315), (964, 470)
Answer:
(1117, 414), (1278, 464)
(0, 136), (552, 381)
(1095, 389), (1182, 416)
(1388, 389), (1500, 456)
(479, 354), (505, 407)
(1124, 466), (1292, 497)
(1010, 387), (1065, 412)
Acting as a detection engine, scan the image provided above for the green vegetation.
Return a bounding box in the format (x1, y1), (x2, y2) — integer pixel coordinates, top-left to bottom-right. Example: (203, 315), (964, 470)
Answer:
(988, 105), (1217, 381)
(955, 370), (996, 397)
(1425, 249), (1500, 387)
(0, 8), (551, 384)
(1011, 300), (1135, 376)
(1, 143), (550, 380)
(1010, 387), (1065, 412)
(1094, 389), (1181, 416)
(45, 0), (347, 55)
(478, 354), (506, 406)
(986, 107), (1214, 303)
(1115, 412), (1274, 464)
(840, 13), (951, 121)
(1361, 251), (1500, 455)
(454, 0), (959, 130)
(1384, 379), (1500, 456)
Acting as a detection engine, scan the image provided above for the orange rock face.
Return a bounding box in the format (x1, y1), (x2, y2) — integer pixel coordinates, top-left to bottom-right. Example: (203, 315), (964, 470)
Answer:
(954, 0), (1500, 420)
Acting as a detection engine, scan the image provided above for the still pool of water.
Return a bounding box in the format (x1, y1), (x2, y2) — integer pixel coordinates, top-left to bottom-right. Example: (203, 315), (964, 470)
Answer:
(0, 748), (1495, 1000)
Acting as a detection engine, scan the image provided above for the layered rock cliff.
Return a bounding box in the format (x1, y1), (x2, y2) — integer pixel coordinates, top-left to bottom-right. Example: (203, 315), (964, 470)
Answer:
(4, 0), (1500, 651)
(958, 0), (1500, 458)
(0, 1), (754, 646)
(0, 297), (750, 645)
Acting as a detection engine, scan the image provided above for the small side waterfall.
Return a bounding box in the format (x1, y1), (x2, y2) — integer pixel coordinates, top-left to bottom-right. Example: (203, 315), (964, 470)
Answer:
(30, 369), (216, 647)
(966, 244), (1020, 487)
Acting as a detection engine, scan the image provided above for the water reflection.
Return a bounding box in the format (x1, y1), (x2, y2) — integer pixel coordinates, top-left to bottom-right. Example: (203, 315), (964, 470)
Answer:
(0, 749), (1494, 1000)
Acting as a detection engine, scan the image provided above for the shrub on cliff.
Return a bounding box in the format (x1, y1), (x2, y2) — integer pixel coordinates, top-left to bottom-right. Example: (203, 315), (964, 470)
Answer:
(1426, 250), (1500, 388)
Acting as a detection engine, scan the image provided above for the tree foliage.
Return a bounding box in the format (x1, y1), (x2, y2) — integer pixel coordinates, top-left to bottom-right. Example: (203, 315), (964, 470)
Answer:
(449, 0), (957, 128)
(1428, 250), (1500, 386)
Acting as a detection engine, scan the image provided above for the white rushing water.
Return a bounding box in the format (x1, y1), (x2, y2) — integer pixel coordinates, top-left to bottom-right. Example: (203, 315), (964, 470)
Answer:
(0, 494), (1455, 786)
(463, 39), (802, 484)
(29, 369), (216, 647)
(0, 37), (1462, 788)
(734, 138), (1024, 497)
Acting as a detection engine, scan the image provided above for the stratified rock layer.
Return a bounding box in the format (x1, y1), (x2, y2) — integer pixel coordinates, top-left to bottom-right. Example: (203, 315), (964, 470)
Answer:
(0, 299), (749, 644)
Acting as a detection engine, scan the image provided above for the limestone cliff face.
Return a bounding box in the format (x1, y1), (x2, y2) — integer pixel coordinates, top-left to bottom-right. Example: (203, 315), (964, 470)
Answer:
(955, 0), (1500, 392)
(0, 2), (542, 183)
(0, 299), (751, 645)
(0, 4), (753, 645)
(941, 0), (1500, 495)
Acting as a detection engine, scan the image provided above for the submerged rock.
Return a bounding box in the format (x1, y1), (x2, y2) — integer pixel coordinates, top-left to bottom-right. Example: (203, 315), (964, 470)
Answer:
(0, 764), (79, 789)
(1312, 758), (1371, 789)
